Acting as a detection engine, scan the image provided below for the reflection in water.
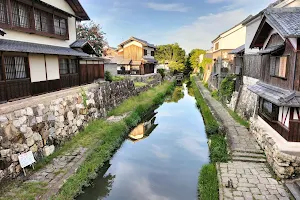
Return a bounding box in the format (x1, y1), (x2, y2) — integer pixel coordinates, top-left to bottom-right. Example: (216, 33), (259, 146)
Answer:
(165, 87), (184, 103)
(128, 111), (158, 141)
(77, 84), (209, 200)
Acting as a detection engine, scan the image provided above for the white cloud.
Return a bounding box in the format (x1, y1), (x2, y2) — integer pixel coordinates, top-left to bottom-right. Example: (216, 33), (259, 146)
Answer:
(146, 2), (189, 12)
(160, 0), (276, 53)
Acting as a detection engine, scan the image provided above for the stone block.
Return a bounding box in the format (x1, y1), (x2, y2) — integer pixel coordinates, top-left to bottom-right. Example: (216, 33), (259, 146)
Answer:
(0, 149), (11, 157)
(0, 115), (8, 124)
(36, 116), (43, 124)
(67, 111), (74, 121)
(30, 144), (38, 153)
(33, 132), (42, 141)
(18, 116), (27, 125)
(11, 154), (18, 162)
(26, 137), (35, 147)
(43, 145), (55, 157)
(26, 107), (34, 116)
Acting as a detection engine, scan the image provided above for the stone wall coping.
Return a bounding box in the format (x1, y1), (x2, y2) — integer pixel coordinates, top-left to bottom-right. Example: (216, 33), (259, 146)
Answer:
(251, 116), (300, 155)
(116, 73), (157, 78)
(0, 83), (102, 115)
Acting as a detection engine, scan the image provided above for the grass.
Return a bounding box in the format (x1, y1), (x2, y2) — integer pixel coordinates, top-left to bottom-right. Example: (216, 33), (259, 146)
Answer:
(134, 82), (148, 88)
(112, 76), (125, 82)
(0, 182), (48, 200)
(190, 75), (229, 200)
(0, 81), (175, 200)
(198, 164), (218, 200)
(52, 80), (175, 200)
(227, 109), (250, 129)
(109, 81), (174, 116)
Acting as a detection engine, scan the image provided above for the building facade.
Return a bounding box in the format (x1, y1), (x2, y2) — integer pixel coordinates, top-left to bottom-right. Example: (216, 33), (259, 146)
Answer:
(116, 37), (157, 75)
(0, 0), (104, 103)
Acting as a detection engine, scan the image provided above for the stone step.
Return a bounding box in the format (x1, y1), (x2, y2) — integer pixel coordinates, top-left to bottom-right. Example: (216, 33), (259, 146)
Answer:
(232, 156), (266, 163)
(232, 151), (266, 159)
(232, 148), (264, 155)
(285, 182), (300, 200)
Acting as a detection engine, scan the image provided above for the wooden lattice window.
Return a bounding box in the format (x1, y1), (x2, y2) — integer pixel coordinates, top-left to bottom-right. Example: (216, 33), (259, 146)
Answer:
(11, 0), (30, 28)
(260, 98), (279, 121)
(54, 15), (66, 36)
(0, 0), (9, 24)
(69, 59), (78, 74)
(4, 56), (29, 80)
(59, 58), (69, 75)
(270, 56), (287, 78)
(34, 9), (53, 33)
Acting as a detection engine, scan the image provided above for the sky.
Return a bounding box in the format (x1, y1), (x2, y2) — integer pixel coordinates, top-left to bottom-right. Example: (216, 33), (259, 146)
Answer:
(80, 0), (277, 53)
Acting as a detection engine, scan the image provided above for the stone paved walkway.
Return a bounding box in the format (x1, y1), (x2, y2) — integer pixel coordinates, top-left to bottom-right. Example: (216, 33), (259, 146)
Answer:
(195, 77), (290, 200)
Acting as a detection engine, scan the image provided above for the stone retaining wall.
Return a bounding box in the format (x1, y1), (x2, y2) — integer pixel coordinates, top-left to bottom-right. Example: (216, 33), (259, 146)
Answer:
(229, 76), (258, 120)
(0, 77), (161, 181)
(251, 117), (300, 179)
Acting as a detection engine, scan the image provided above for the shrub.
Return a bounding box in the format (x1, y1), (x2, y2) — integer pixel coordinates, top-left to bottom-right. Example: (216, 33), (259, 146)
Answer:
(219, 74), (236, 103)
(211, 90), (219, 100)
(104, 71), (113, 82)
(157, 69), (166, 80)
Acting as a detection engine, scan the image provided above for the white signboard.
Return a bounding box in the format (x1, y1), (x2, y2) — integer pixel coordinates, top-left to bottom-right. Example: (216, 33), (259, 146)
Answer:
(18, 151), (36, 168)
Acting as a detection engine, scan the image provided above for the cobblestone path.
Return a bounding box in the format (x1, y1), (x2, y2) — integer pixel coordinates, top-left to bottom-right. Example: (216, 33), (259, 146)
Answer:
(195, 77), (290, 200)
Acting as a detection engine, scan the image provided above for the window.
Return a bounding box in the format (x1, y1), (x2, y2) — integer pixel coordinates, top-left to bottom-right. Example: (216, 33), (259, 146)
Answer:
(34, 9), (52, 33)
(151, 51), (154, 56)
(59, 58), (68, 75)
(69, 59), (78, 74)
(270, 56), (287, 78)
(144, 49), (147, 56)
(214, 42), (219, 51)
(4, 57), (29, 80)
(0, 0), (9, 24)
(260, 98), (279, 121)
(54, 16), (67, 36)
(11, 0), (30, 28)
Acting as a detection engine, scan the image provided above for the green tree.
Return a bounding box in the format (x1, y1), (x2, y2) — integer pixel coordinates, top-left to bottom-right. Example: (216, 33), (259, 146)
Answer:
(77, 21), (107, 56)
(187, 49), (206, 70)
(155, 43), (186, 72)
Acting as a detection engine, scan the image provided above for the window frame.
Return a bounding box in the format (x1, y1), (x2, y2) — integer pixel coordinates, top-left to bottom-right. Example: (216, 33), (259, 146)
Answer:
(0, 0), (69, 40)
(270, 55), (288, 79)
(3, 56), (30, 80)
(151, 51), (154, 57)
(59, 58), (79, 75)
(214, 42), (219, 51)
(259, 98), (279, 121)
(144, 49), (147, 56)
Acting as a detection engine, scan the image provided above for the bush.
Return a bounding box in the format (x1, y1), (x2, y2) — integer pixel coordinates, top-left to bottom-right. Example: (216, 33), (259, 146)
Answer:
(112, 76), (125, 82)
(211, 90), (219, 100)
(157, 69), (166, 80)
(219, 74), (236, 103)
(104, 71), (113, 82)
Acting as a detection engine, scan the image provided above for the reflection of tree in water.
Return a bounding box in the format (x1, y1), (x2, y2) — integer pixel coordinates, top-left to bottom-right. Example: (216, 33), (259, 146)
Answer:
(185, 80), (195, 97)
(77, 162), (116, 200)
(166, 87), (184, 103)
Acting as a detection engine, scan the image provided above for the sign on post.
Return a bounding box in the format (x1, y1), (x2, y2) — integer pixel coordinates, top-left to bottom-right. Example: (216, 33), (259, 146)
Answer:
(18, 151), (36, 176)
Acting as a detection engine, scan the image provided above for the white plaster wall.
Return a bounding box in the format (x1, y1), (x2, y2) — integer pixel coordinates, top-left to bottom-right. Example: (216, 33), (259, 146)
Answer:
(124, 41), (143, 48)
(3, 17), (77, 47)
(41, 0), (75, 15)
(104, 63), (118, 76)
(46, 55), (59, 80)
(245, 18), (262, 54)
(144, 47), (155, 59)
(294, 108), (299, 120)
(219, 25), (246, 50)
(29, 54), (46, 82)
(278, 106), (290, 127)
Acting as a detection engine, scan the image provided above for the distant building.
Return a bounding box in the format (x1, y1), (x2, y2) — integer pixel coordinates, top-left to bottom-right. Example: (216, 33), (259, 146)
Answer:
(116, 37), (157, 75)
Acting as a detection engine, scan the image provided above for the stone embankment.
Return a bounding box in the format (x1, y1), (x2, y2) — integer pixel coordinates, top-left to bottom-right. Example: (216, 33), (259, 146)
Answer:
(0, 74), (162, 181)
(195, 77), (289, 200)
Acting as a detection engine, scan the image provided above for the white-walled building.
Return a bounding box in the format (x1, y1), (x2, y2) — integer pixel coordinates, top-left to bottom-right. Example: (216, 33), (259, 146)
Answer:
(0, 0), (104, 103)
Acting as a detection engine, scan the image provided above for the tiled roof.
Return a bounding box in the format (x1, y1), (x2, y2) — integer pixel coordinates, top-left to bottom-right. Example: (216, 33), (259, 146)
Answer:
(258, 44), (284, 54)
(143, 57), (157, 64)
(119, 37), (156, 49)
(229, 45), (245, 54)
(265, 7), (300, 38)
(248, 82), (300, 107)
(70, 39), (88, 48)
(0, 39), (89, 57)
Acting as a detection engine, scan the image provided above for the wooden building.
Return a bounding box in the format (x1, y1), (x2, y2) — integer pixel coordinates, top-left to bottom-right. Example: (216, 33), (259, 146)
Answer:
(248, 7), (300, 142)
(0, 0), (104, 103)
(116, 37), (157, 75)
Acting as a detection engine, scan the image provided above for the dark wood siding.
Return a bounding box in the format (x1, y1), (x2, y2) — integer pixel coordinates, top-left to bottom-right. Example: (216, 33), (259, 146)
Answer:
(243, 54), (261, 79)
(261, 42), (296, 90)
(294, 52), (300, 91)
(266, 34), (284, 47)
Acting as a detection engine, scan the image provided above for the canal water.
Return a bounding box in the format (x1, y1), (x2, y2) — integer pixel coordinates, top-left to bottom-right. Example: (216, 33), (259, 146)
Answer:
(77, 84), (209, 200)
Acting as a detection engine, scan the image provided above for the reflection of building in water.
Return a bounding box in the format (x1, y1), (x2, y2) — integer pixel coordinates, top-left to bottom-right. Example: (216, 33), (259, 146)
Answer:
(128, 111), (158, 142)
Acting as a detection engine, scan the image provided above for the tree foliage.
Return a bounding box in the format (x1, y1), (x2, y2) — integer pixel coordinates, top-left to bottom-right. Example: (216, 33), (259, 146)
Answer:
(155, 43), (186, 72)
(186, 49), (206, 70)
(77, 21), (107, 56)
